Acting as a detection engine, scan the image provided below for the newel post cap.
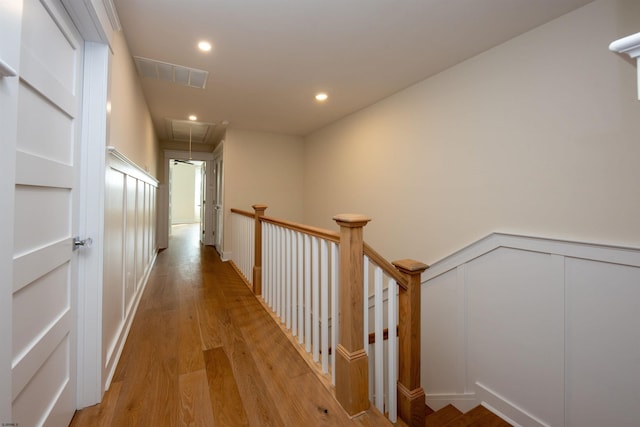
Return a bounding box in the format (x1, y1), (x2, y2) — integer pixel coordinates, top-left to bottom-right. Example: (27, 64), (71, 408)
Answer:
(252, 204), (268, 213)
(332, 213), (371, 228)
(392, 259), (429, 275)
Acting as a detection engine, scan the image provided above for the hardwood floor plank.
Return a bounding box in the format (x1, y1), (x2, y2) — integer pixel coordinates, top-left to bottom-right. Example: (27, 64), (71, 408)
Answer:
(179, 369), (216, 427)
(204, 347), (249, 427)
(179, 290), (206, 374)
(195, 294), (224, 350)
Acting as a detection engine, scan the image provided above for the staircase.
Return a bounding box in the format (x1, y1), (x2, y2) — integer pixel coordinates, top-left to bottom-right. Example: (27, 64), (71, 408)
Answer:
(424, 404), (511, 427)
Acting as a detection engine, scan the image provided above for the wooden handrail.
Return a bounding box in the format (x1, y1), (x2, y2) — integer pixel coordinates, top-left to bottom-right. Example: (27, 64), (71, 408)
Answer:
(230, 208), (254, 218)
(363, 243), (408, 291)
(261, 215), (340, 243)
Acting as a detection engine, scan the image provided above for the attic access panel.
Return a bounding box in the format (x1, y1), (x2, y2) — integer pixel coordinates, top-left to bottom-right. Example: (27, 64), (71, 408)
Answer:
(166, 119), (216, 144)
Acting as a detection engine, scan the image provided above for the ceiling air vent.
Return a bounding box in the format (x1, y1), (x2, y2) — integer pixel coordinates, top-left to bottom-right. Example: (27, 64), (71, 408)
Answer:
(166, 119), (216, 144)
(134, 56), (208, 89)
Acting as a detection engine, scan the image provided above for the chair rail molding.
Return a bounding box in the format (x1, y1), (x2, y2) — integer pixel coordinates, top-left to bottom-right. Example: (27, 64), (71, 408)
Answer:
(609, 32), (640, 99)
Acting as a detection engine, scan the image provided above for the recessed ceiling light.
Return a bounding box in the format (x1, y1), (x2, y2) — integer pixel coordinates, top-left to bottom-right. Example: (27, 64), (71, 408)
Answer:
(188, 115), (197, 121)
(315, 92), (328, 102)
(198, 41), (212, 52)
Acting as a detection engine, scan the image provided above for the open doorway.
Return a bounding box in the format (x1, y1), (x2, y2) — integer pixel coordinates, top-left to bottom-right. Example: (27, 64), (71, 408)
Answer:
(169, 159), (205, 244)
(160, 149), (216, 249)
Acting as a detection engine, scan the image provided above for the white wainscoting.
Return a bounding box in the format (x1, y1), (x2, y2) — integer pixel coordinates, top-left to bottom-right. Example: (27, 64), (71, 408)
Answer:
(421, 233), (640, 427)
(102, 147), (158, 389)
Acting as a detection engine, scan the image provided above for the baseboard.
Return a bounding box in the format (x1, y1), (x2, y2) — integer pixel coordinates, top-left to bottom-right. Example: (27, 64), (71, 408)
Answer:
(475, 382), (547, 427)
(221, 249), (232, 261)
(103, 250), (157, 390)
(425, 392), (477, 413)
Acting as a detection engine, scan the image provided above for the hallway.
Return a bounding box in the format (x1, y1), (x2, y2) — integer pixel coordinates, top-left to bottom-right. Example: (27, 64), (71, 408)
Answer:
(71, 224), (389, 426)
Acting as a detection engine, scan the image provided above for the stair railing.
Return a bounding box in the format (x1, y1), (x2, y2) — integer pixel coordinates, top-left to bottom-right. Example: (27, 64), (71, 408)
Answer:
(229, 205), (427, 427)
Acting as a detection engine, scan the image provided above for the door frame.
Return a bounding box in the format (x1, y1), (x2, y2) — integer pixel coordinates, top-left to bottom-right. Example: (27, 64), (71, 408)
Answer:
(60, 0), (120, 410)
(212, 143), (225, 257)
(160, 150), (215, 249)
(0, 0), (22, 419)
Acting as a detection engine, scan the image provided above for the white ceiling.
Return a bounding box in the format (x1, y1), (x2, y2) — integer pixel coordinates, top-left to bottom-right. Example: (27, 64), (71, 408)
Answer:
(113, 0), (594, 141)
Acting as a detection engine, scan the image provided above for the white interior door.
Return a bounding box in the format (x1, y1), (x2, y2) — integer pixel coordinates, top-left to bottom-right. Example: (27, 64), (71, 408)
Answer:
(200, 162), (206, 244)
(213, 154), (224, 252)
(12, 0), (84, 425)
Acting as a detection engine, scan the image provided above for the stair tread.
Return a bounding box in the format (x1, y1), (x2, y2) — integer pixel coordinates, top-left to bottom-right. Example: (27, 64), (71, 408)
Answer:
(425, 404), (463, 426)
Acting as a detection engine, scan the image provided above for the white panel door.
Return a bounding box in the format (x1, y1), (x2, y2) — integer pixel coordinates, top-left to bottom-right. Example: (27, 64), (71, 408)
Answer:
(12, 0), (83, 425)
(213, 155), (224, 251)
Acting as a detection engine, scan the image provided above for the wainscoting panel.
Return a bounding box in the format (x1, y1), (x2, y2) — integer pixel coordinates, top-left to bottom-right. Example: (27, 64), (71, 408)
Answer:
(421, 233), (640, 426)
(564, 258), (640, 427)
(102, 148), (158, 389)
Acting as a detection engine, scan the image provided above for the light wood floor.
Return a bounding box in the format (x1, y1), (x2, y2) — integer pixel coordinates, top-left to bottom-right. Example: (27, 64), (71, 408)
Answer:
(71, 224), (390, 426)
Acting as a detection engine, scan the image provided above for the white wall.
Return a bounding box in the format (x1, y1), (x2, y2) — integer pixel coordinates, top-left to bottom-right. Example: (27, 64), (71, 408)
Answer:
(421, 234), (640, 426)
(108, 30), (159, 178)
(223, 128), (305, 255)
(303, 0), (640, 265)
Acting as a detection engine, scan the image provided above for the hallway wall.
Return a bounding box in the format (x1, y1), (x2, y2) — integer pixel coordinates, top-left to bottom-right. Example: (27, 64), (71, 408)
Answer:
(223, 128), (304, 256)
(108, 30), (160, 179)
(302, 0), (640, 264)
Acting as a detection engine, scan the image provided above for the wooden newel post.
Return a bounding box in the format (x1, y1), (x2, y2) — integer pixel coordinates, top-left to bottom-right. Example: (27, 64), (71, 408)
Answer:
(333, 213), (371, 417)
(393, 259), (428, 427)
(252, 204), (267, 295)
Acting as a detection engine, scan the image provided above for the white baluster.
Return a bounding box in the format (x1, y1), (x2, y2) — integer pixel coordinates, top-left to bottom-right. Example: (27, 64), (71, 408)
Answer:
(297, 232), (304, 345)
(265, 224), (270, 305)
(250, 218), (255, 281)
(365, 256), (373, 402)
(374, 266), (384, 412)
(279, 228), (287, 323)
(304, 234), (311, 352)
(262, 223), (267, 300)
(387, 277), (398, 423)
(243, 216), (248, 278)
(364, 256), (369, 354)
(320, 238), (329, 373)
(270, 224), (276, 307)
(330, 241), (338, 386)
(285, 228), (292, 329)
(276, 227), (282, 319)
(291, 231), (298, 336)
(312, 236), (319, 363)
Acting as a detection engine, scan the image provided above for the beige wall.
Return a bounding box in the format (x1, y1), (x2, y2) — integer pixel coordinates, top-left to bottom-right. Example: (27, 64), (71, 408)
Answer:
(108, 31), (159, 178)
(303, 0), (640, 264)
(223, 128), (305, 252)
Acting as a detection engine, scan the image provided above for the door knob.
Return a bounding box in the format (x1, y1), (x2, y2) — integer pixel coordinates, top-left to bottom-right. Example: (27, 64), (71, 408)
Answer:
(73, 236), (93, 250)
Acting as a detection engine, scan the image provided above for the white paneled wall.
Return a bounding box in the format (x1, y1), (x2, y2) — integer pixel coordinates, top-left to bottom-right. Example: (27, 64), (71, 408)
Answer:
(103, 148), (158, 389)
(421, 234), (640, 426)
